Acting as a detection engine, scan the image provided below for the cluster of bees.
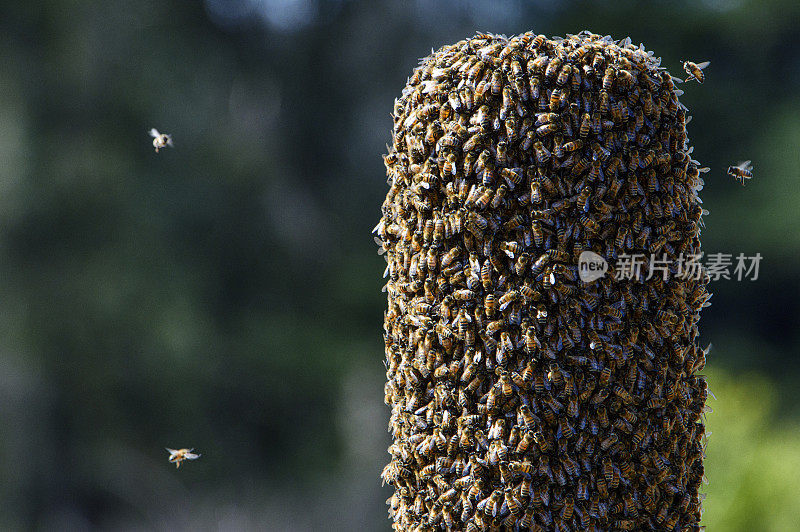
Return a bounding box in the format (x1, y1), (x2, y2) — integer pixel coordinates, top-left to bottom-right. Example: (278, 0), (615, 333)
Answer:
(377, 31), (710, 531)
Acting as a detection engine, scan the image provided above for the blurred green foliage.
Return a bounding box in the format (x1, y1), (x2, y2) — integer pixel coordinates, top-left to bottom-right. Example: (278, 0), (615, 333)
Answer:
(0, 0), (797, 529)
(703, 368), (800, 530)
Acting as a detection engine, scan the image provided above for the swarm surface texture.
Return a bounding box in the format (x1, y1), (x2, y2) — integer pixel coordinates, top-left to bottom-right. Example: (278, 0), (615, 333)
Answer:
(377, 31), (709, 531)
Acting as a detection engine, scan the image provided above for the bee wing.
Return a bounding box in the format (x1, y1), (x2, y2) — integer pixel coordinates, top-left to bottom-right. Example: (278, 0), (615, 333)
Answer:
(149, 128), (160, 138)
(695, 61), (710, 69)
(739, 160), (752, 169)
(185, 452), (201, 460)
(165, 135), (174, 147)
(166, 447), (177, 455)
(374, 236), (386, 255)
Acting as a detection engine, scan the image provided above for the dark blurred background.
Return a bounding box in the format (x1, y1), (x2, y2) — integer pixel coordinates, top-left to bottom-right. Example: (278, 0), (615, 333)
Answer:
(0, 0), (798, 530)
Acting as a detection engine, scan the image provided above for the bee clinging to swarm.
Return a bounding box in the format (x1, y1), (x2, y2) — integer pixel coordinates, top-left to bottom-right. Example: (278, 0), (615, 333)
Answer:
(682, 61), (710, 83)
(149, 128), (174, 152)
(727, 160), (753, 185)
(166, 447), (201, 468)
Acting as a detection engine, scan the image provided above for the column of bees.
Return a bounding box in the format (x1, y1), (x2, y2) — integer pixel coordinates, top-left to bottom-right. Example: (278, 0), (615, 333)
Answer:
(377, 31), (710, 531)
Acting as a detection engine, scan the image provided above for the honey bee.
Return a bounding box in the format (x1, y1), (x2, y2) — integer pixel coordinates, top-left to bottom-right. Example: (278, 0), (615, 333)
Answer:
(500, 240), (522, 258)
(566, 396), (579, 418)
(481, 489), (504, 517)
(601, 65), (617, 89)
(545, 55), (562, 81)
(514, 253), (530, 277)
(524, 329), (537, 354)
(501, 86), (514, 119)
(615, 225), (629, 248)
(460, 86), (475, 112)
(515, 430), (535, 454)
(500, 167), (523, 187)
(532, 141), (551, 164)
(617, 68), (635, 88)
(727, 160), (753, 184)
(516, 404), (537, 431)
(556, 64), (571, 87)
(683, 60), (710, 83)
(614, 384), (635, 404)
(463, 132), (485, 154)
(467, 57), (486, 81)
(535, 304), (548, 324)
(599, 90), (610, 114)
(560, 496), (574, 520)
(486, 385), (500, 412)
(149, 128), (174, 152)
(491, 70), (503, 95)
(562, 139), (583, 153)
(441, 152), (458, 176)
(577, 112), (592, 138)
(549, 88), (562, 111)
(498, 372), (513, 397)
(166, 447), (200, 468)
(655, 502), (669, 524)
(600, 432), (619, 451)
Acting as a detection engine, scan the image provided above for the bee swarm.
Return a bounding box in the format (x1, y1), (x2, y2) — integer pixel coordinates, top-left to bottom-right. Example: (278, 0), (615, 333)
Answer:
(377, 32), (709, 531)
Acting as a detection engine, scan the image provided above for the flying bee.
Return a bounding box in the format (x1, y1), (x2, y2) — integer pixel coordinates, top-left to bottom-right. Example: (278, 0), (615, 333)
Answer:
(149, 128), (174, 152)
(683, 60), (710, 83)
(166, 447), (200, 468)
(727, 160), (753, 184)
